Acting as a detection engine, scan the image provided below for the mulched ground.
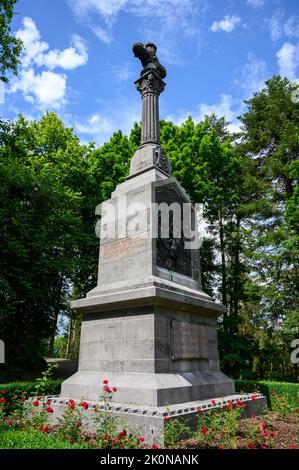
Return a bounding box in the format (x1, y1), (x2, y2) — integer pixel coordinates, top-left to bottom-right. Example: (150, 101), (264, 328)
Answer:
(178, 412), (298, 449)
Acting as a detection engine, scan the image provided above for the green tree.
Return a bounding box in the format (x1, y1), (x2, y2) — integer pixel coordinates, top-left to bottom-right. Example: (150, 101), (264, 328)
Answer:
(236, 76), (299, 381)
(0, 0), (23, 82)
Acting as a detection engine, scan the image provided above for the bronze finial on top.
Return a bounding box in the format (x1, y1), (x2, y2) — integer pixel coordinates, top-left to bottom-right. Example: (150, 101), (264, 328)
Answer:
(133, 42), (166, 79)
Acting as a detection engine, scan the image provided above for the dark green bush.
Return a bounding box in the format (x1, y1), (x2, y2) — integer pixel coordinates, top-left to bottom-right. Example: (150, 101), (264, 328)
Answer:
(0, 380), (62, 413)
(0, 428), (88, 449)
(235, 380), (299, 409)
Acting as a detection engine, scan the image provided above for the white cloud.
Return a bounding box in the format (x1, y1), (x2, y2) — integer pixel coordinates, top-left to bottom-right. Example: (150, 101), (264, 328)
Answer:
(246, 0), (264, 9)
(166, 95), (242, 133)
(211, 15), (241, 33)
(39, 35), (88, 70)
(10, 17), (88, 109)
(283, 15), (299, 39)
(112, 62), (131, 81)
(268, 10), (299, 43)
(16, 17), (88, 70)
(195, 94), (242, 132)
(91, 25), (112, 44)
(76, 113), (113, 135)
(75, 103), (140, 144)
(68, 0), (207, 64)
(10, 68), (67, 109)
(236, 53), (267, 98)
(16, 17), (48, 68)
(70, 0), (128, 19)
(268, 10), (284, 42)
(0, 83), (5, 105)
(276, 42), (299, 80)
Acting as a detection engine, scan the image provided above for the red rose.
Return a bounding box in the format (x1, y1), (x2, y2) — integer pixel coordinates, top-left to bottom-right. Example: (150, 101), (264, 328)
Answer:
(75, 422), (81, 428)
(103, 379), (109, 385)
(33, 400), (39, 407)
(46, 400), (51, 406)
(248, 443), (255, 449)
(118, 431), (126, 440)
(81, 401), (89, 410)
(269, 431), (275, 437)
(46, 407), (53, 413)
(41, 426), (49, 433)
(201, 427), (208, 435)
(211, 400), (216, 405)
(37, 396), (42, 401)
(151, 444), (160, 449)
(1, 390), (5, 395)
(68, 399), (75, 410)
(113, 387), (117, 392)
(271, 392), (276, 396)
(226, 405), (232, 411)
(251, 395), (257, 401)
(251, 414), (256, 419)
(104, 434), (110, 440)
(104, 386), (112, 393)
(196, 407), (202, 412)
(164, 416), (170, 421)
(138, 437), (145, 442)
(113, 439), (118, 446)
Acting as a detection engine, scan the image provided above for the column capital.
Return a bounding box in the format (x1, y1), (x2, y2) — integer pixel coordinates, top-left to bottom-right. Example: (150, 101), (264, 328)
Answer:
(135, 70), (166, 97)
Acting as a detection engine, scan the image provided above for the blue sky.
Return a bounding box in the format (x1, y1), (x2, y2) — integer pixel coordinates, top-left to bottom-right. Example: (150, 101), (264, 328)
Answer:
(1, 0), (299, 143)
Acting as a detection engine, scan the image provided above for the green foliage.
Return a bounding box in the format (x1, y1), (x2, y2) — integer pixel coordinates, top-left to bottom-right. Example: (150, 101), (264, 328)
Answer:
(0, 0), (23, 83)
(235, 380), (299, 409)
(0, 380), (62, 414)
(34, 363), (58, 396)
(57, 403), (86, 443)
(0, 427), (89, 449)
(195, 406), (242, 448)
(53, 336), (68, 358)
(163, 417), (190, 448)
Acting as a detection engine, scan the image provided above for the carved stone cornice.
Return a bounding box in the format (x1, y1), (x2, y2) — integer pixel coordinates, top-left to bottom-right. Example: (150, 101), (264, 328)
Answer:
(135, 71), (165, 97)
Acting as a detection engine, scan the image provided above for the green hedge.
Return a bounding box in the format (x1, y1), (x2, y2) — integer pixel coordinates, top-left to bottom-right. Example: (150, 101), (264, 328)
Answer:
(0, 428), (88, 449)
(235, 380), (299, 409)
(0, 380), (62, 413)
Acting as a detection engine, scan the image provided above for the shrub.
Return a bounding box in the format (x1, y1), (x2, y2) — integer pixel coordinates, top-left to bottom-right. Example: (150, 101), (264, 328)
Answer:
(164, 416), (190, 448)
(0, 380), (62, 415)
(195, 403), (242, 448)
(235, 380), (299, 410)
(0, 427), (89, 449)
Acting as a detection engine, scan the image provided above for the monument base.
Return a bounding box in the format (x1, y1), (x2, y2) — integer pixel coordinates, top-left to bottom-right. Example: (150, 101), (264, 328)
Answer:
(40, 394), (267, 446)
(64, 282), (235, 407)
(61, 370), (234, 407)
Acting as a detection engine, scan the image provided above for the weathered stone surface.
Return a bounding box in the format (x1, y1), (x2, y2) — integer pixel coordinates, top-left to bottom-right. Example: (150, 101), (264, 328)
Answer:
(40, 394), (267, 446)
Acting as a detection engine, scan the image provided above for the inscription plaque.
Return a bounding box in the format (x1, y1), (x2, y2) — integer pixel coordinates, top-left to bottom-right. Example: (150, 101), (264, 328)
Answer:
(171, 320), (208, 360)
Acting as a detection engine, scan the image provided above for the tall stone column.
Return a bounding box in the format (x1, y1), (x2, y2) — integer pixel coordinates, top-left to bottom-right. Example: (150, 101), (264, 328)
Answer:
(136, 71), (165, 145)
(129, 71), (171, 177)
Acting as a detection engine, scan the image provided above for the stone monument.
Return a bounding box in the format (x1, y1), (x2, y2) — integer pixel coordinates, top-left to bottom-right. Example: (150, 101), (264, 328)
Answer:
(49, 43), (266, 443)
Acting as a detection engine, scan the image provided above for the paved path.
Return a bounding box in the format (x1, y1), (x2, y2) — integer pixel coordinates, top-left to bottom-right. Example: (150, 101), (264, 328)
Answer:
(44, 358), (78, 380)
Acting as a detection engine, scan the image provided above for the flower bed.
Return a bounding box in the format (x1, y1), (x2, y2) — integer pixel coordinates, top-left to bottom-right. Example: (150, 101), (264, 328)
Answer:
(0, 377), (298, 449)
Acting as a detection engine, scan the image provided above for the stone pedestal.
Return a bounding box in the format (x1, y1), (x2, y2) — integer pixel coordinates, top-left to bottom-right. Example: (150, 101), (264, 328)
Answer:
(61, 166), (235, 406)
